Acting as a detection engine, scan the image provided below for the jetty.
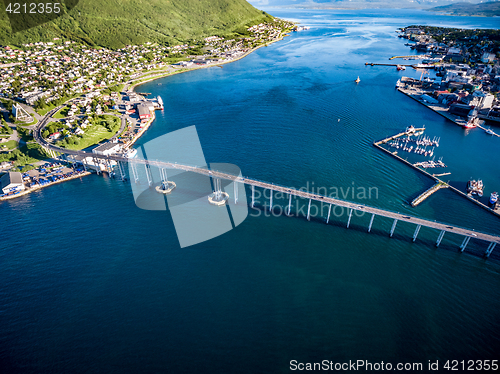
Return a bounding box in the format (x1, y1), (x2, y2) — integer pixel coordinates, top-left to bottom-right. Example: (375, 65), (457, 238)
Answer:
(365, 62), (414, 67)
(374, 130), (500, 221)
(389, 55), (429, 60)
(411, 182), (449, 207)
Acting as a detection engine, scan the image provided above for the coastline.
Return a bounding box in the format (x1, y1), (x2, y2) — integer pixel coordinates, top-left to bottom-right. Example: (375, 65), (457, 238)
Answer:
(0, 171), (92, 201)
(130, 35), (288, 92)
(0, 35), (289, 202)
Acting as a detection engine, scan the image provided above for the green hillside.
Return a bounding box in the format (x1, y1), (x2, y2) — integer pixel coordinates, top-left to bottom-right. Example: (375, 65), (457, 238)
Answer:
(0, 0), (272, 48)
(429, 1), (500, 16)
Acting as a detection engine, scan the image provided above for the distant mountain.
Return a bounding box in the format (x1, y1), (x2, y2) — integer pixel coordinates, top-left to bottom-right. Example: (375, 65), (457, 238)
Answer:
(248, 0), (494, 9)
(428, 1), (500, 16)
(0, 0), (271, 49)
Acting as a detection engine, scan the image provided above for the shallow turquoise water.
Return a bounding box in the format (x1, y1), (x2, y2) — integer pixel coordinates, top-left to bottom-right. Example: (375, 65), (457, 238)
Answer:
(1, 9), (499, 374)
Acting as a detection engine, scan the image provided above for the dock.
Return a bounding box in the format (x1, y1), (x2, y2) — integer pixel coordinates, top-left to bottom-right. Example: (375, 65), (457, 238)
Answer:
(476, 123), (500, 138)
(373, 127), (426, 146)
(365, 62), (414, 67)
(389, 55), (429, 60)
(411, 182), (448, 207)
(374, 131), (500, 219)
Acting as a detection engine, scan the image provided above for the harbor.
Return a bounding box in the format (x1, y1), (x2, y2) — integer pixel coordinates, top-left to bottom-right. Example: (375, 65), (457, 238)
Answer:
(374, 128), (500, 218)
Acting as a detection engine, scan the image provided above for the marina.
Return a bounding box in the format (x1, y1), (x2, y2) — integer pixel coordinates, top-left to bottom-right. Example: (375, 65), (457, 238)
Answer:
(374, 129), (500, 219)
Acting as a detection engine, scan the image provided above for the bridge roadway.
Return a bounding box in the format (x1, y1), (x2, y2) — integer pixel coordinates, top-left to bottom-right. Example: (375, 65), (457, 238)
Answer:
(33, 111), (500, 249)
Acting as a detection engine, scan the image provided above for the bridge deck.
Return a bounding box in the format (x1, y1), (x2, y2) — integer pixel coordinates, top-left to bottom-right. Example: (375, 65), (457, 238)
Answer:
(34, 110), (500, 246)
(133, 159), (500, 245)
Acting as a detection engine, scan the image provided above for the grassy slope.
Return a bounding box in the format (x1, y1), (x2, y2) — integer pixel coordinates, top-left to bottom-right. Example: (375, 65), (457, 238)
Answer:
(429, 1), (500, 16)
(0, 0), (270, 48)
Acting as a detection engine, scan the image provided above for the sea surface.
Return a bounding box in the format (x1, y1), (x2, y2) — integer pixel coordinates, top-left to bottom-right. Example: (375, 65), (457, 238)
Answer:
(1, 9), (500, 374)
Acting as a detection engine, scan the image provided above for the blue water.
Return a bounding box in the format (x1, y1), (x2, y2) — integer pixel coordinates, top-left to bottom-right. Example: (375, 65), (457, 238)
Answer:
(1, 9), (500, 374)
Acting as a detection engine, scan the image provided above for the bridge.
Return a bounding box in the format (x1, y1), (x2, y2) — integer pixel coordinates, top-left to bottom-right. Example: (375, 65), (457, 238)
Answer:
(33, 108), (499, 258)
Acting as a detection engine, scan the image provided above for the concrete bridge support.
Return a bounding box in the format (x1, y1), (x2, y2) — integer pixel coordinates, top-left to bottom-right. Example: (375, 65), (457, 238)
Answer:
(287, 194), (292, 216)
(307, 199), (312, 221)
(347, 208), (353, 228)
(251, 185), (255, 207)
(436, 230), (445, 247)
(460, 236), (471, 252)
(145, 164), (152, 186)
(486, 242), (496, 258)
(131, 162), (139, 183)
(326, 204), (332, 224)
(269, 189), (273, 212)
(368, 214), (375, 233)
(412, 224), (421, 242)
(118, 161), (126, 181)
(389, 219), (398, 237)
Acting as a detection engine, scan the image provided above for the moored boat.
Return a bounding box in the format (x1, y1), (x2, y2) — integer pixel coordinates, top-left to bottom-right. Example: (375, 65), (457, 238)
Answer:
(490, 192), (498, 205)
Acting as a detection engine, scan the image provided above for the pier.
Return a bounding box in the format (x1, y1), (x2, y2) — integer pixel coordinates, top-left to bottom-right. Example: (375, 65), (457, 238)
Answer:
(365, 62), (414, 67)
(373, 130), (500, 219)
(389, 55), (429, 60)
(411, 182), (448, 207)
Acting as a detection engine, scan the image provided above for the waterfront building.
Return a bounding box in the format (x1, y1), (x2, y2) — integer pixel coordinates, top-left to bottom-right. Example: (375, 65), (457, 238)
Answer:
(93, 142), (122, 156)
(137, 104), (152, 119)
(0, 172), (25, 194)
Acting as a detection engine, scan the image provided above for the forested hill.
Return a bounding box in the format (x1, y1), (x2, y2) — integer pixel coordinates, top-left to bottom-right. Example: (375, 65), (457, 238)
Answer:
(0, 0), (271, 48)
(428, 1), (500, 16)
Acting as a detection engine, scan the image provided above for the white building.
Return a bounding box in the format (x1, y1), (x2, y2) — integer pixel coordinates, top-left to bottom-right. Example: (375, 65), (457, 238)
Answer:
(92, 142), (121, 156)
(470, 91), (494, 109)
(481, 52), (495, 64)
(0, 172), (25, 194)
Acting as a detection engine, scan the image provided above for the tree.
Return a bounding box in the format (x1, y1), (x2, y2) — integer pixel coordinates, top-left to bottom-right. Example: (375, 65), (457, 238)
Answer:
(35, 97), (47, 110)
(2, 123), (13, 135)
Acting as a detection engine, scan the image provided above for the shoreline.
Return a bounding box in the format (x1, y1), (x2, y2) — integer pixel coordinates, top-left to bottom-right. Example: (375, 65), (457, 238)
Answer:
(0, 171), (92, 201)
(130, 36), (287, 92)
(0, 35), (289, 202)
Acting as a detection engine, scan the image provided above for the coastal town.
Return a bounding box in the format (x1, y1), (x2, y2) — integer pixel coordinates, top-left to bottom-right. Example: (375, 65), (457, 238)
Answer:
(394, 26), (499, 129)
(0, 18), (294, 199)
(0, 22), (499, 211)
(376, 25), (500, 210)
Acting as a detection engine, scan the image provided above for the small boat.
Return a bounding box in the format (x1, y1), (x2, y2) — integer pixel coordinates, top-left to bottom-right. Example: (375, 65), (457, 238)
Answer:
(477, 180), (484, 197)
(490, 192), (498, 205)
(485, 128), (497, 136)
(463, 117), (478, 128)
(355, 76), (360, 84)
(396, 79), (401, 88)
(397, 65), (406, 71)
